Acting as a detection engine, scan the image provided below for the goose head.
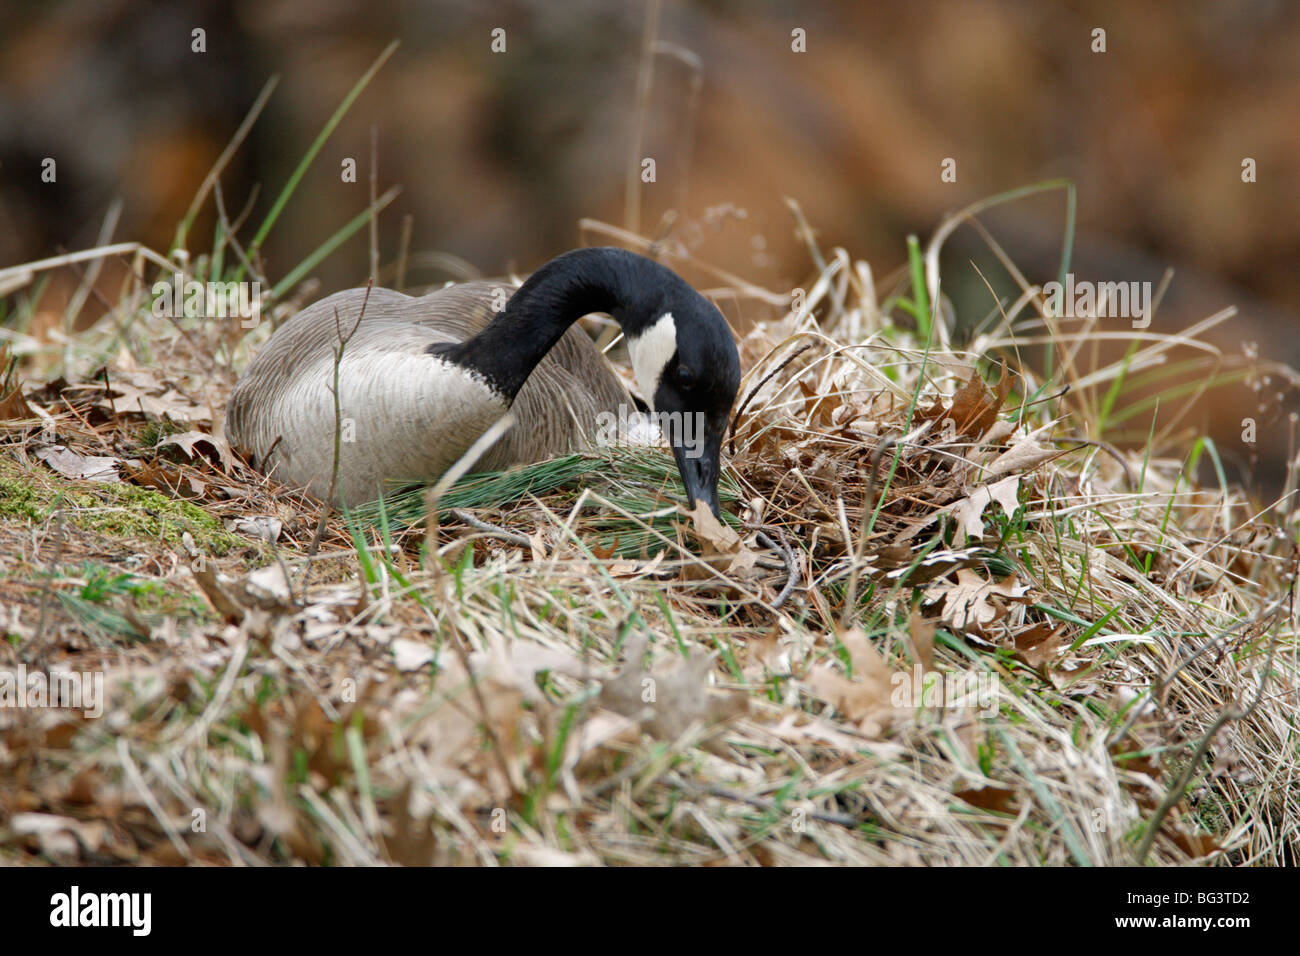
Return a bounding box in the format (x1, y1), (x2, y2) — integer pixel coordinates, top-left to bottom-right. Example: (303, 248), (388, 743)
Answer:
(624, 289), (741, 517)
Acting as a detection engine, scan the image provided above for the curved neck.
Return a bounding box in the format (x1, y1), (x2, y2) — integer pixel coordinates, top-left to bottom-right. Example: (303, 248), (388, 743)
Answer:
(446, 247), (678, 398)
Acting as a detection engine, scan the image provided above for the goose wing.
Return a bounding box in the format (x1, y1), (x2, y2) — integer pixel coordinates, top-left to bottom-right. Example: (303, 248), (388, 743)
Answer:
(226, 282), (628, 504)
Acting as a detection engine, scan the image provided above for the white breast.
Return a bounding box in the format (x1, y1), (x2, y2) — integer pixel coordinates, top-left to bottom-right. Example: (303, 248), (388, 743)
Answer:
(256, 350), (508, 505)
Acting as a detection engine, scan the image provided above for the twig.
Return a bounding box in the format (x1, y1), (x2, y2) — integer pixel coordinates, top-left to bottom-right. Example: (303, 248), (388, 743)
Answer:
(421, 412), (518, 564)
(1167, 499), (1291, 587)
(444, 617), (520, 801)
(652, 40), (703, 216)
(728, 343), (815, 454)
(755, 529), (798, 608)
(450, 509), (532, 548)
(213, 180), (268, 289)
(173, 75), (279, 253)
(624, 0), (662, 236)
(62, 199), (122, 343)
(1049, 434), (1134, 487)
(395, 213), (414, 293)
(308, 281), (374, 555)
(786, 197), (847, 326)
(147, 757), (264, 866)
(1133, 632), (1280, 864)
(179, 641), (249, 748)
(369, 125), (380, 282)
(841, 436), (895, 629)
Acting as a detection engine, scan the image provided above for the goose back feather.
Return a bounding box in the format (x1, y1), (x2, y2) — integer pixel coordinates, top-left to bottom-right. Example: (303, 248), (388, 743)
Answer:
(226, 281), (629, 505)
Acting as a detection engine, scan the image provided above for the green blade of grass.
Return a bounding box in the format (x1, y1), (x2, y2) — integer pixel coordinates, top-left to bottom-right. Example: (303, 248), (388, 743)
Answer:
(1095, 338), (1140, 435)
(268, 185), (401, 301)
(172, 74), (280, 256)
(905, 233), (930, 341)
(240, 40), (399, 274)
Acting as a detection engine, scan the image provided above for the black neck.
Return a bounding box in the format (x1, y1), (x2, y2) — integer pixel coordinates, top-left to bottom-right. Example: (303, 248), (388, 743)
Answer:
(442, 247), (680, 398)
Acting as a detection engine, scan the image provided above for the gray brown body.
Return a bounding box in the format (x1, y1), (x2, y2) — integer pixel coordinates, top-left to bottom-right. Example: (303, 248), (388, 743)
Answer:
(225, 282), (629, 505)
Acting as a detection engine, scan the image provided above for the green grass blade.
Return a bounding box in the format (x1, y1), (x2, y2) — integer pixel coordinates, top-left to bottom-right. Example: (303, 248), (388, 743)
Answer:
(242, 40), (399, 271)
(268, 186), (401, 301)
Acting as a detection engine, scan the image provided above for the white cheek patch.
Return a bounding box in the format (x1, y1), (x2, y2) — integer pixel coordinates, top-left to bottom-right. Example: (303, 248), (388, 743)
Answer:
(627, 312), (677, 411)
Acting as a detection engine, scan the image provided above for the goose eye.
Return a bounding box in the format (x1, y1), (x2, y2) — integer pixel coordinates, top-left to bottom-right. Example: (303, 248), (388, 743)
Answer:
(675, 365), (696, 389)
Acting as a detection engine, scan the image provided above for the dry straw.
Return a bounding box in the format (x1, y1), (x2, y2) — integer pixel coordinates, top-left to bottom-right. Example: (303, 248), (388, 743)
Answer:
(2, 192), (1296, 866)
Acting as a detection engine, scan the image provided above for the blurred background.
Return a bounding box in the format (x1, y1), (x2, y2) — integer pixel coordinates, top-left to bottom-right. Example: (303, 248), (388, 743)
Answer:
(1, 0), (1297, 489)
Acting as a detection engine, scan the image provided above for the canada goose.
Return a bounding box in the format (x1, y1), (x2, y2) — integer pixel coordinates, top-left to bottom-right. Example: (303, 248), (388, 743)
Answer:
(226, 247), (742, 513)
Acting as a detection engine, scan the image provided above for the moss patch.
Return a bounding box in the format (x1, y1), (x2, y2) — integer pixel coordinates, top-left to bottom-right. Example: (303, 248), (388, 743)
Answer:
(0, 454), (245, 555)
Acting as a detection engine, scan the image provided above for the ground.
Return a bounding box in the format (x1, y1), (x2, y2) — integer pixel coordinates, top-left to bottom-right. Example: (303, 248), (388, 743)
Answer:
(1, 209), (1295, 866)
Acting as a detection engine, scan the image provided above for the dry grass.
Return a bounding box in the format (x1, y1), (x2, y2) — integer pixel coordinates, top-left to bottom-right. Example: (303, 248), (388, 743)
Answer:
(0, 192), (1298, 866)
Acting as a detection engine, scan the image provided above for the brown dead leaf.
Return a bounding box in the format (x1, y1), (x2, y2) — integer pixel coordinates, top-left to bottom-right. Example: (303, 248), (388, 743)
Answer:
(240, 564), (296, 612)
(1011, 622), (1068, 671)
(225, 515), (283, 542)
(469, 632), (611, 703)
(805, 628), (900, 737)
(91, 375), (209, 423)
(528, 530), (548, 562)
(0, 390), (33, 423)
(1168, 826), (1222, 859)
(600, 634), (748, 741)
(1110, 736), (1163, 809)
(950, 475), (1022, 547)
(744, 625), (787, 680)
(954, 786), (1016, 814)
(916, 365), (1010, 439)
(35, 444), (122, 483)
(588, 540), (619, 560)
(925, 569), (1033, 634)
(190, 564), (244, 624)
(980, 418), (1018, 446)
(608, 552), (667, 579)
(684, 500), (742, 552)
(561, 708), (643, 776)
(894, 475), (1021, 547)
(66, 767), (105, 805)
(126, 460), (179, 494)
(159, 430), (234, 472)
(0, 381), (33, 423)
(385, 628), (532, 799)
(984, 433), (1066, 479)
(682, 501), (758, 578)
(391, 638), (435, 672)
(908, 610), (935, 671)
(382, 782), (440, 866)
(798, 378), (842, 428)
